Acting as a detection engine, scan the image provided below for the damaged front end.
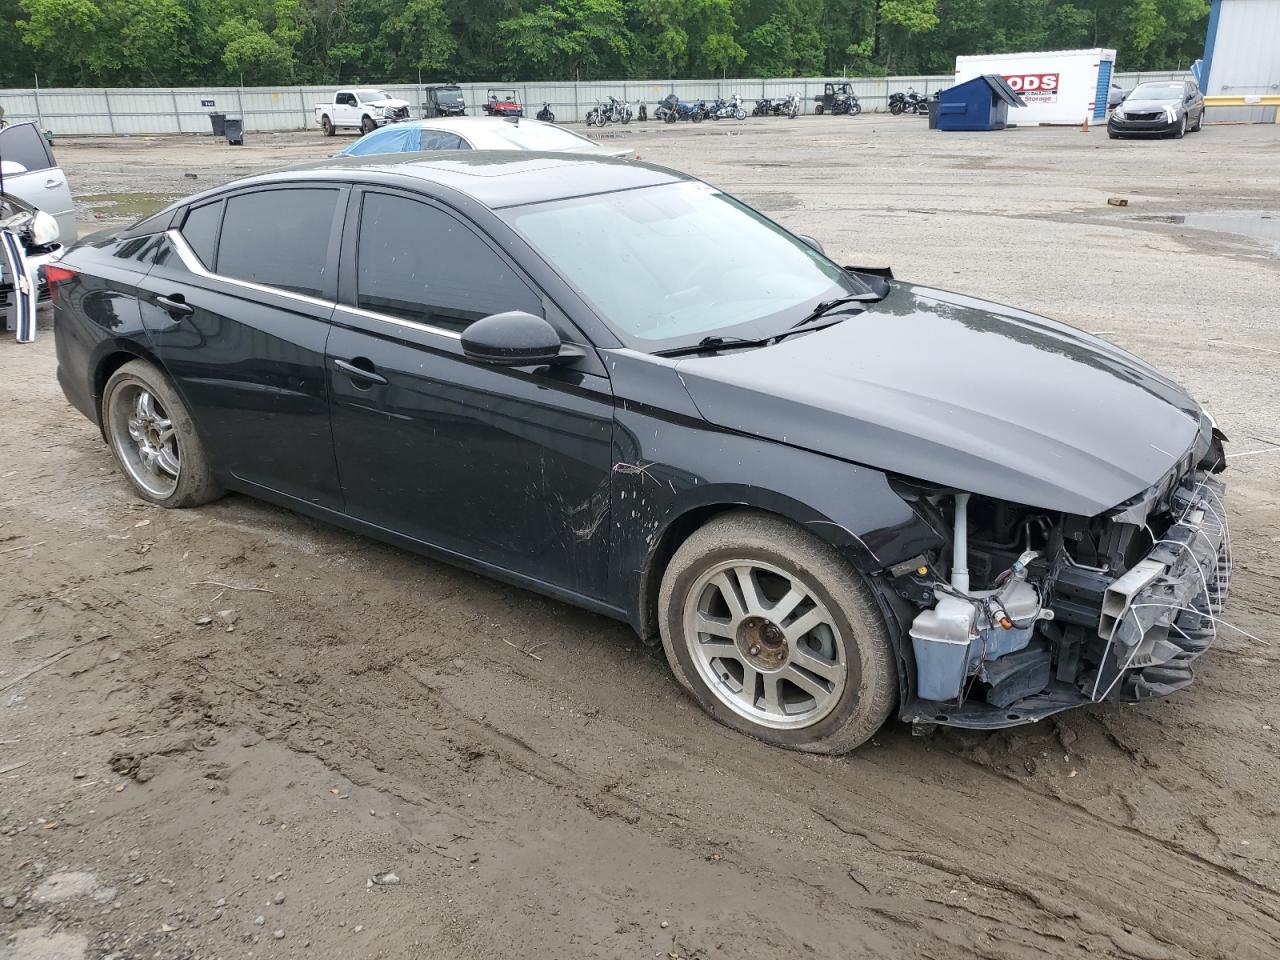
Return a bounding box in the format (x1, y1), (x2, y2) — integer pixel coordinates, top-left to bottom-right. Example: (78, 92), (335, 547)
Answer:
(885, 436), (1231, 729)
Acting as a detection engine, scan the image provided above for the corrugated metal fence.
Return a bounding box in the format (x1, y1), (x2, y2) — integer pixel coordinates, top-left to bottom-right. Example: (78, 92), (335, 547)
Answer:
(0, 72), (1189, 135)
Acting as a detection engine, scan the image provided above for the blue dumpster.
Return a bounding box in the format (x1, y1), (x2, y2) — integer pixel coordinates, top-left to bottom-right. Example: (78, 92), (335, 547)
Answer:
(936, 75), (1026, 131)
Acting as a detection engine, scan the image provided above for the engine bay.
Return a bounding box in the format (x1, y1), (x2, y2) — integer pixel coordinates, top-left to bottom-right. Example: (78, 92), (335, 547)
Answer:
(886, 466), (1230, 728)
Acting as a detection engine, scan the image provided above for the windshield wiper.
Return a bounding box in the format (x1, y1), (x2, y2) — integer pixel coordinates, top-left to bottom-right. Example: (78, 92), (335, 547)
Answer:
(653, 335), (772, 358)
(787, 294), (880, 333)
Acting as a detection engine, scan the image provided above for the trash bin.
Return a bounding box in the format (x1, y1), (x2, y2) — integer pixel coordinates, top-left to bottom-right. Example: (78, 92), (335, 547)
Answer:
(927, 97), (940, 130)
(209, 112), (227, 137)
(223, 118), (244, 145)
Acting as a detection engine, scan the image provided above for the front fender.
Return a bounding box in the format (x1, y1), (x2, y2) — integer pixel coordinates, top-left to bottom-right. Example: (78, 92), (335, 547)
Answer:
(603, 350), (943, 634)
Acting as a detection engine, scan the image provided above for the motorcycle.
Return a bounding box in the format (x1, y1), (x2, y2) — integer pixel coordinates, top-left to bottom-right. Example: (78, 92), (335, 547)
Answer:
(536, 102), (555, 123)
(706, 95), (747, 121)
(587, 96), (632, 127)
(752, 98), (772, 117)
(889, 88), (930, 115)
(655, 94), (705, 123)
(780, 92), (801, 119)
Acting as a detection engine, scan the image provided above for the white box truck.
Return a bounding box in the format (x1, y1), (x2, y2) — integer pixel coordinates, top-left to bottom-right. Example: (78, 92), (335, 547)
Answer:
(954, 48), (1118, 125)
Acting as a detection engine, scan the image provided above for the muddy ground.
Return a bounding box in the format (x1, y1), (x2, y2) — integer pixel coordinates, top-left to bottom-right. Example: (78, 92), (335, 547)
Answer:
(2, 117), (1279, 960)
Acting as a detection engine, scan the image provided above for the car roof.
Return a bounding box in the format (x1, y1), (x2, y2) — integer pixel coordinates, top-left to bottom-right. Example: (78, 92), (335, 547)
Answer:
(239, 151), (687, 209)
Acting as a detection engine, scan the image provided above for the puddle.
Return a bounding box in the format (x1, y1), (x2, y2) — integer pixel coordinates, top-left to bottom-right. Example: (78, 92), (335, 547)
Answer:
(1127, 211), (1280, 255)
(78, 192), (182, 218)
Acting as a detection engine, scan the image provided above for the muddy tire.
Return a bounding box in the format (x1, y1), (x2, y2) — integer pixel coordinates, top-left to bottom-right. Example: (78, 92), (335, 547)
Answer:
(102, 360), (223, 509)
(658, 511), (897, 754)
(321, 115), (334, 136)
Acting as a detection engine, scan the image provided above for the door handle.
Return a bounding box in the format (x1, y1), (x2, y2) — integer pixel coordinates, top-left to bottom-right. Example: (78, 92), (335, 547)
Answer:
(44, 178), (64, 189)
(334, 357), (388, 385)
(156, 294), (194, 317)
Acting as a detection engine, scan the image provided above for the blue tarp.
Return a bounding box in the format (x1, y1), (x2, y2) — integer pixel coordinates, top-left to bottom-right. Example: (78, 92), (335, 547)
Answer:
(341, 124), (422, 156)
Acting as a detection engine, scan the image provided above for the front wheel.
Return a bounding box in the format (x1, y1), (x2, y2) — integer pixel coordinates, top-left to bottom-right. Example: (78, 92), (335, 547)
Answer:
(692, 112), (703, 123)
(734, 108), (747, 120)
(814, 104), (824, 115)
(103, 360), (223, 509)
(664, 111), (677, 124)
(658, 512), (898, 753)
(1173, 114), (1186, 139)
(849, 102), (862, 116)
(1192, 109), (1204, 132)
(890, 102), (904, 115)
(360, 115), (376, 134)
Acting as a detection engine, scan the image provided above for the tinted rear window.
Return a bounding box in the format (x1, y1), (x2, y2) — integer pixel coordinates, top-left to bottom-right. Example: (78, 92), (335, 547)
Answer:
(0, 123), (53, 173)
(180, 200), (224, 269)
(217, 189), (339, 297)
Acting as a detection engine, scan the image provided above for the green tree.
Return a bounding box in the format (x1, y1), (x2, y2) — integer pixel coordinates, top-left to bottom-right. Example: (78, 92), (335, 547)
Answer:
(17, 0), (103, 85)
(381, 0), (455, 75)
(498, 0), (630, 79)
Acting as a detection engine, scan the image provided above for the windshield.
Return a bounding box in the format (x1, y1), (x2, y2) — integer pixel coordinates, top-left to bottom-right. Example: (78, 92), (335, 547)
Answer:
(355, 89), (391, 102)
(1130, 82), (1185, 100)
(435, 89), (463, 104)
(494, 122), (597, 151)
(502, 181), (867, 350)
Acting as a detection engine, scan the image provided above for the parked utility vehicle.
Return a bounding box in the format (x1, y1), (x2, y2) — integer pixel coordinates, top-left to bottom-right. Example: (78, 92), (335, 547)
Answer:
(315, 89), (411, 136)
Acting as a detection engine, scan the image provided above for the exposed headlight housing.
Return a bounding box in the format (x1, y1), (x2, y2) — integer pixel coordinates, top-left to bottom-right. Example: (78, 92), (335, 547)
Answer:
(30, 210), (59, 247)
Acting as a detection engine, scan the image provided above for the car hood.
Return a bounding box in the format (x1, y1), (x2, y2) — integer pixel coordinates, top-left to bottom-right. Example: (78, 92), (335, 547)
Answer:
(1120, 97), (1179, 111)
(671, 281), (1203, 517)
(368, 98), (409, 109)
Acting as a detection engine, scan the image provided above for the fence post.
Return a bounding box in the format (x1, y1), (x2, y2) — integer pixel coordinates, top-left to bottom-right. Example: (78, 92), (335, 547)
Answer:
(235, 87), (245, 128)
(104, 89), (116, 135)
(170, 89), (181, 134)
(32, 76), (43, 128)
(299, 87), (308, 129)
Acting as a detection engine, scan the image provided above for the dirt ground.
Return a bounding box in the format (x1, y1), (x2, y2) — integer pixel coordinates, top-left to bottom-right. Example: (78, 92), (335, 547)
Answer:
(2, 116), (1279, 960)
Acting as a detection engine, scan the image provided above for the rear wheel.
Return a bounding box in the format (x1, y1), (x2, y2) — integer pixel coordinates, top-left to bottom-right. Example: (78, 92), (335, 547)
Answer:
(658, 512), (898, 754)
(321, 115), (334, 136)
(814, 104), (825, 115)
(103, 360), (222, 509)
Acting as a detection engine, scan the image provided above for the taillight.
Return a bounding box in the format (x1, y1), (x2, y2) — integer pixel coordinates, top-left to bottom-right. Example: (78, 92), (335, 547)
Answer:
(43, 264), (78, 300)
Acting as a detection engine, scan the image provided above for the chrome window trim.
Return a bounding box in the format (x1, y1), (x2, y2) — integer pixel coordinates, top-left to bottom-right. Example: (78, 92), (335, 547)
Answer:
(333, 302), (463, 341)
(165, 228), (463, 342)
(166, 229), (335, 310)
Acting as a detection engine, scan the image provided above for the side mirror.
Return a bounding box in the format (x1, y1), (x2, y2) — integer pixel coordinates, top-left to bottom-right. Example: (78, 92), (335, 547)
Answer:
(797, 234), (825, 255)
(462, 310), (565, 366)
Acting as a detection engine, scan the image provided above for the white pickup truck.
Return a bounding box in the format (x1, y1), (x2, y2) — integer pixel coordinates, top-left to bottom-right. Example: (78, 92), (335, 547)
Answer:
(315, 89), (411, 136)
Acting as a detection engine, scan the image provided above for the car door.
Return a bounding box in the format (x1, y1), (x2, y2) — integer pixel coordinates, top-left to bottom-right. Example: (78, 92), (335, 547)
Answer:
(0, 122), (76, 246)
(335, 92), (356, 127)
(1188, 82), (1205, 122)
(136, 184), (347, 509)
(326, 188), (615, 599)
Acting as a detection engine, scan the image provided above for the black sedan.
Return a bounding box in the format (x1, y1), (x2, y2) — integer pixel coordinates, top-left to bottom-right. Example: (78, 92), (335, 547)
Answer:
(49, 153), (1230, 752)
(1108, 79), (1206, 139)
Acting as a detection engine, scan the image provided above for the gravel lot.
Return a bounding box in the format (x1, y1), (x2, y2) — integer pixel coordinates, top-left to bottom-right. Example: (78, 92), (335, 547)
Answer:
(2, 116), (1279, 960)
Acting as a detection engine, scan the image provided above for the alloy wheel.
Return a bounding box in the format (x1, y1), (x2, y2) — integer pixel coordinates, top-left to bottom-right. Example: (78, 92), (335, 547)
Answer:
(681, 559), (847, 730)
(109, 384), (180, 498)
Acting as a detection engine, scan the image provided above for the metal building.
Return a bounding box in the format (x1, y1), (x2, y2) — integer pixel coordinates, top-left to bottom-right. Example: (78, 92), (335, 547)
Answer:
(1201, 0), (1280, 121)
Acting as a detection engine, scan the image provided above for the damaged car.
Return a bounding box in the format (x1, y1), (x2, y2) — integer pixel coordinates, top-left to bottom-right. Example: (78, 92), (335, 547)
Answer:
(48, 154), (1231, 752)
(1, 188), (64, 341)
